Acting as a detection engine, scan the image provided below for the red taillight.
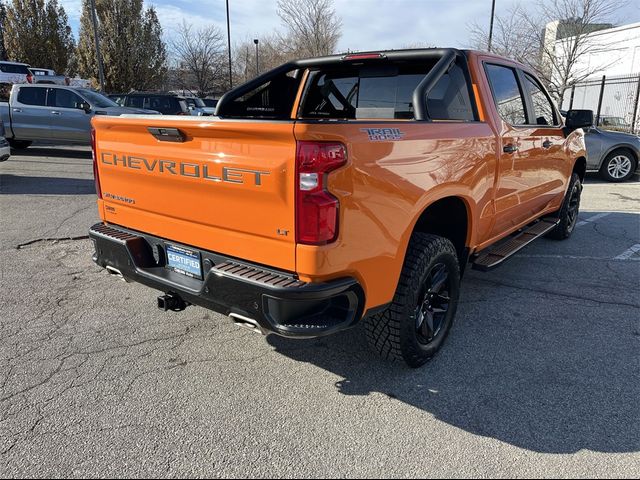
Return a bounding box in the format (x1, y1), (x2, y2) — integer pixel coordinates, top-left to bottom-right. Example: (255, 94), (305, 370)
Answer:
(91, 128), (102, 199)
(296, 141), (347, 245)
(26, 73), (33, 83)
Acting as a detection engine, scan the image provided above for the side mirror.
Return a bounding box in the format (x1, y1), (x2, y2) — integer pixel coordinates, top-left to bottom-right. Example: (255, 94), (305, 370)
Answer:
(80, 101), (92, 113)
(565, 109), (593, 130)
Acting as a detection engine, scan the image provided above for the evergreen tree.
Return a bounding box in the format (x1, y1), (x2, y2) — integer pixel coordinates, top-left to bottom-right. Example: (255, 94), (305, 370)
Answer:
(0, 2), (7, 61)
(3, 0), (75, 73)
(77, 0), (167, 92)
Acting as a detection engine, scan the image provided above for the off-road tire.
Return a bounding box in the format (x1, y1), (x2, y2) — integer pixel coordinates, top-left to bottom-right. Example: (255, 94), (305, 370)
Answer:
(547, 172), (581, 240)
(8, 139), (32, 150)
(365, 233), (460, 368)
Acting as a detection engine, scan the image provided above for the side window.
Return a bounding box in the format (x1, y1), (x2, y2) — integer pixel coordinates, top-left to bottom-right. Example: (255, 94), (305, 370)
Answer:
(427, 63), (475, 121)
(301, 64), (433, 120)
(0, 63), (30, 74)
(302, 72), (358, 118)
(127, 96), (144, 109)
(485, 64), (527, 126)
(523, 73), (556, 126)
(17, 87), (48, 106)
(51, 89), (84, 109)
(222, 71), (301, 119)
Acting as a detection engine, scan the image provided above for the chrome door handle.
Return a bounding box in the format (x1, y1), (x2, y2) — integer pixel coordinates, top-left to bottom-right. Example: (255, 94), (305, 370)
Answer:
(12, 108), (22, 113)
(542, 140), (553, 149)
(51, 111), (61, 115)
(503, 144), (518, 154)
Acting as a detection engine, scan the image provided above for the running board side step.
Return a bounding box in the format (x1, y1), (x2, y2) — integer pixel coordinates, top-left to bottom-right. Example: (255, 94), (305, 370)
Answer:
(471, 217), (560, 271)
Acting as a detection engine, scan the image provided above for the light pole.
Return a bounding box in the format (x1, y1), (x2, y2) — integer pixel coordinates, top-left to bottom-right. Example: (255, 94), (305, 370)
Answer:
(254, 39), (259, 76)
(89, 0), (105, 91)
(488, 0), (496, 53)
(226, 0), (232, 89)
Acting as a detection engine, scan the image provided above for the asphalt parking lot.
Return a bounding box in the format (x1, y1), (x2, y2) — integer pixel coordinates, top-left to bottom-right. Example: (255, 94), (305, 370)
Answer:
(1, 146), (639, 478)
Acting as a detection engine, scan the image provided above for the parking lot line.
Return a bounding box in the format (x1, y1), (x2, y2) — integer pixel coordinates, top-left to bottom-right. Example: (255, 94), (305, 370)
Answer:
(516, 253), (639, 261)
(614, 244), (640, 260)
(576, 212), (611, 227)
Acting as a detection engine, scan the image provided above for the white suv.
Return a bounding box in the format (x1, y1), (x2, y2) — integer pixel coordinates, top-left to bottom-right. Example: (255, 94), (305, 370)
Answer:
(0, 61), (32, 85)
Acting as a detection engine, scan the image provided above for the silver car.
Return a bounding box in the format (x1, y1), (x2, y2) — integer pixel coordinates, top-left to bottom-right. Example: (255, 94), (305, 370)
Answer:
(0, 84), (158, 149)
(585, 127), (640, 182)
(0, 118), (9, 161)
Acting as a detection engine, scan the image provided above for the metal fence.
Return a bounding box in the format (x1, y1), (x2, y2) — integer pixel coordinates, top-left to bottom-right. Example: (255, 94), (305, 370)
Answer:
(562, 73), (640, 134)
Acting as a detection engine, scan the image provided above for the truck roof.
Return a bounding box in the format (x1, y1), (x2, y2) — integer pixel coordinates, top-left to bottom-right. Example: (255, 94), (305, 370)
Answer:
(288, 47), (462, 67)
(0, 61), (30, 66)
(290, 47), (527, 73)
(12, 84), (86, 90)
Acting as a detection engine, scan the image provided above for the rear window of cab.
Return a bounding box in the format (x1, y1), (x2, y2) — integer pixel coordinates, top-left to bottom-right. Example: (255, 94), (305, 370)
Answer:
(0, 63), (31, 75)
(222, 59), (476, 121)
(298, 60), (476, 121)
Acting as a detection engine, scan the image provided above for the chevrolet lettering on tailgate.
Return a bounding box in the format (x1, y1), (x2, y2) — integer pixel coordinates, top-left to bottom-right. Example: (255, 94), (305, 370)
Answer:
(100, 152), (270, 185)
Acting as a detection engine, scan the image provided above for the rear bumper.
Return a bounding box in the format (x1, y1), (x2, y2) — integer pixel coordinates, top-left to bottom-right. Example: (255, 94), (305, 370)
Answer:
(89, 223), (365, 338)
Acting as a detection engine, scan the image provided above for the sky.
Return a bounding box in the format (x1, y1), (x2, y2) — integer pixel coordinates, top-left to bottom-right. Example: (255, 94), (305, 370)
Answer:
(58, 0), (640, 52)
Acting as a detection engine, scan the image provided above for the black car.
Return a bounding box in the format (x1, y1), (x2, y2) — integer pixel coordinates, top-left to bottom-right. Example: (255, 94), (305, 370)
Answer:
(201, 98), (218, 108)
(108, 92), (191, 115)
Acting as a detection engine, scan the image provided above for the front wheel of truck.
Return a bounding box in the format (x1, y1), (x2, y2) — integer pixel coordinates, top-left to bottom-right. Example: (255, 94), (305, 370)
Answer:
(365, 233), (460, 368)
(8, 139), (32, 150)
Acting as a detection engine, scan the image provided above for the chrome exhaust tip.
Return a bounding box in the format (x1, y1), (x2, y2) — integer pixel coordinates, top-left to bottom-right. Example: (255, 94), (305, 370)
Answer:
(229, 313), (264, 335)
(105, 265), (128, 282)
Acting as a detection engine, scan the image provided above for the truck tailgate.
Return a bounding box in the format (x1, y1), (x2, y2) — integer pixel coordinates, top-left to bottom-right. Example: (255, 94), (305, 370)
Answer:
(92, 116), (296, 271)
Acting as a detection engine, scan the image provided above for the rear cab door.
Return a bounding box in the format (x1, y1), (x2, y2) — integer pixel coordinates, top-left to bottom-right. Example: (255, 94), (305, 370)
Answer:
(480, 59), (566, 238)
(518, 70), (568, 206)
(9, 85), (52, 140)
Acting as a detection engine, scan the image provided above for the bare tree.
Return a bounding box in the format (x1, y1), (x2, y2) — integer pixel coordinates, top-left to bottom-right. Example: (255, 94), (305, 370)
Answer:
(226, 0), (342, 87)
(171, 21), (226, 96)
(277, 0), (341, 57)
(469, 4), (539, 64)
(468, 0), (624, 105)
(232, 34), (293, 84)
(529, 0), (623, 104)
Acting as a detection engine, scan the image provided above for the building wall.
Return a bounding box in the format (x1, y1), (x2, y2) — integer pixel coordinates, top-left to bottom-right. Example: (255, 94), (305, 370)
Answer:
(554, 22), (640, 80)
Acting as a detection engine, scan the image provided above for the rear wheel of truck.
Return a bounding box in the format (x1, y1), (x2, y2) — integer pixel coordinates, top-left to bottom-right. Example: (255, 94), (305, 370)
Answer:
(365, 233), (460, 368)
(547, 172), (582, 240)
(8, 139), (32, 150)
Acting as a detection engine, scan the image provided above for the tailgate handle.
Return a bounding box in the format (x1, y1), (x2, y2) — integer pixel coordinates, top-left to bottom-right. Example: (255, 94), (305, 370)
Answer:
(147, 127), (185, 142)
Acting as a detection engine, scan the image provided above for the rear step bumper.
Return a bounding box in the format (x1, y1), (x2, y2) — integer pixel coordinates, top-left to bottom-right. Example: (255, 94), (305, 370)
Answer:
(89, 223), (364, 338)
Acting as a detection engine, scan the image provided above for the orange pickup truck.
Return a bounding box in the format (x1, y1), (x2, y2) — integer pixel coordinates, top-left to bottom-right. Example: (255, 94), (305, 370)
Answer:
(89, 49), (593, 367)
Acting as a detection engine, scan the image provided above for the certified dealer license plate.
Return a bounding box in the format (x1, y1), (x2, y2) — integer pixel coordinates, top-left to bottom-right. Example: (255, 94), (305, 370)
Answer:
(166, 244), (202, 279)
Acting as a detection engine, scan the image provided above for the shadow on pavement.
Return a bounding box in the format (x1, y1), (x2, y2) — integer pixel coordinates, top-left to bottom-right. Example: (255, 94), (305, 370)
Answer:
(268, 211), (640, 455)
(584, 171), (639, 184)
(0, 174), (95, 195)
